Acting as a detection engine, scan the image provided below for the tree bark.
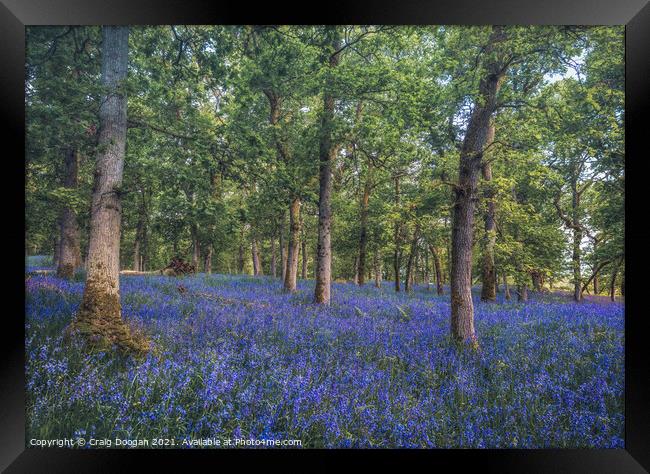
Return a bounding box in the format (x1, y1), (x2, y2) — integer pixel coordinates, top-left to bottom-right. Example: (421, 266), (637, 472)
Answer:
(517, 283), (528, 302)
(480, 120), (497, 302)
(284, 197), (301, 291)
(503, 273), (511, 300)
(133, 237), (141, 272)
(72, 26), (143, 353)
(252, 238), (263, 276)
(571, 179), (582, 302)
(451, 26), (507, 344)
(280, 218), (287, 282)
(405, 224), (420, 293)
(53, 228), (61, 270)
(270, 234), (277, 278)
(531, 271), (543, 292)
(429, 245), (444, 295)
(314, 29), (341, 305)
(393, 175), (402, 292)
(57, 148), (81, 279)
(238, 229), (245, 274)
(191, 224), (200, 271)
(204, 246), (213, 274)
(374, 250), (382, 288)
(358, 165), (372, 285)
(301, 235), (308, 279)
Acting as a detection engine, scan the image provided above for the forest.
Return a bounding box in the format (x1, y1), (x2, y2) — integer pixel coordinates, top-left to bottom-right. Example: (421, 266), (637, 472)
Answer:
(25, 25), (624, 448)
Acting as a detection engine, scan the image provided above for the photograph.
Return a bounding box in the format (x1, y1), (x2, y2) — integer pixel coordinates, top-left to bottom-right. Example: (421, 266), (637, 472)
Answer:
(23, 24), (626, 450)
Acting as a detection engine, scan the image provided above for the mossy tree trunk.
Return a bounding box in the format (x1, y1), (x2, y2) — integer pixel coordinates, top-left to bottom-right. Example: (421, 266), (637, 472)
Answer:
(72, 26), (145, 354)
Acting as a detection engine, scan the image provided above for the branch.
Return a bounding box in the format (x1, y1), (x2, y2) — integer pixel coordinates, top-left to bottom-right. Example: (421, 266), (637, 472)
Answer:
(127, 118), (195, 141)
(580, 259), (611, 294)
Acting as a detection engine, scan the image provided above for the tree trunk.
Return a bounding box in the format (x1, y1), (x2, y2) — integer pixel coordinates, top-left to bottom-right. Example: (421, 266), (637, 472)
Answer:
(393, 175), (402, 292)
(503, 273), (511, 300)
(424, 247), (431, 291)
(609, 256), (622, 301)
(133, 237), (141, 272)
(314, 29), (341, 305)
(531, 271), (543, 292)
(451, 26), (506, 344)
(204, 247), (213, 274)
(517, 283), (528, 302)
(252, 238), (262, 276)
(279, 216), (288, 282)
(620, 267), (625, 297)
(284, 197), (301, 291)
(374, 250), (382, 288)
(53, 229), (61, 270)
(429, 245), (444, 296)
(405, 224), (419, 293)
(191, 224), (200, 271)
(271, 234), (277, 278)
(72, 26), (142, 353)
(301, 236), (307, 279)
(238, 235), (245, 274)
(57, 148), (81, 279)
(358, 165), (372, 285)
(480, 120), (497, 302)
(571, 179), (582, 302)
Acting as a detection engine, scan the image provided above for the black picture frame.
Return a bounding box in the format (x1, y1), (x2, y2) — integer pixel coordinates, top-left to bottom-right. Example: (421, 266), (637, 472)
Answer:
(2, 0), (648, 471)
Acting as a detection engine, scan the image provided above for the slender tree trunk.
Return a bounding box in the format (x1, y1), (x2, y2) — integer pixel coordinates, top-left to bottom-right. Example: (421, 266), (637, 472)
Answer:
(284, 197), (301, 291)
(252, 238), (262, 276)
(480, 120), (497, 302)
(57, 148), (81, 279)
(571, 178), (583, 301)
(301, 236), (307, 279)
(620, 267), (625, 297)
(451, 26), (507, 344)
(424, 247), (431, 291)
(133, 237), (141, 272)
(203, 247), (212, 274)
(503, 273), (511, 300)
(191, 224), (200, 271)
(405, 224), (419, 293)
(53, 229), (61, 270)
(429, 245), (444, 296)
(314, 29), (341, 304)
(71, 26), (142, 353)
(609, 257), (622, 301)
(393, 175), (402, 292)
(374, 250), (382, 288)
(271, 234), (277, 278)
(358, 165), (372, 285)
(280, 221), (287, 283)
(238, 232), (245, 274)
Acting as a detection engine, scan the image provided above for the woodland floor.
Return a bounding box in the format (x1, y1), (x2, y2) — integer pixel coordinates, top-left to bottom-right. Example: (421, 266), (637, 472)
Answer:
(25, 259), (624, 448)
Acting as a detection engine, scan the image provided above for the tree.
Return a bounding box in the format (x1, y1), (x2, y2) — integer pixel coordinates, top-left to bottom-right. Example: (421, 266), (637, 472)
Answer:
(70, 26), (146, 354)
(314, 27), (342, 304)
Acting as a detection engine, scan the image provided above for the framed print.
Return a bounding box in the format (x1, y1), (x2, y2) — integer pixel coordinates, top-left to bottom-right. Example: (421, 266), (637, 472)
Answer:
(2, 0), (649, 471)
